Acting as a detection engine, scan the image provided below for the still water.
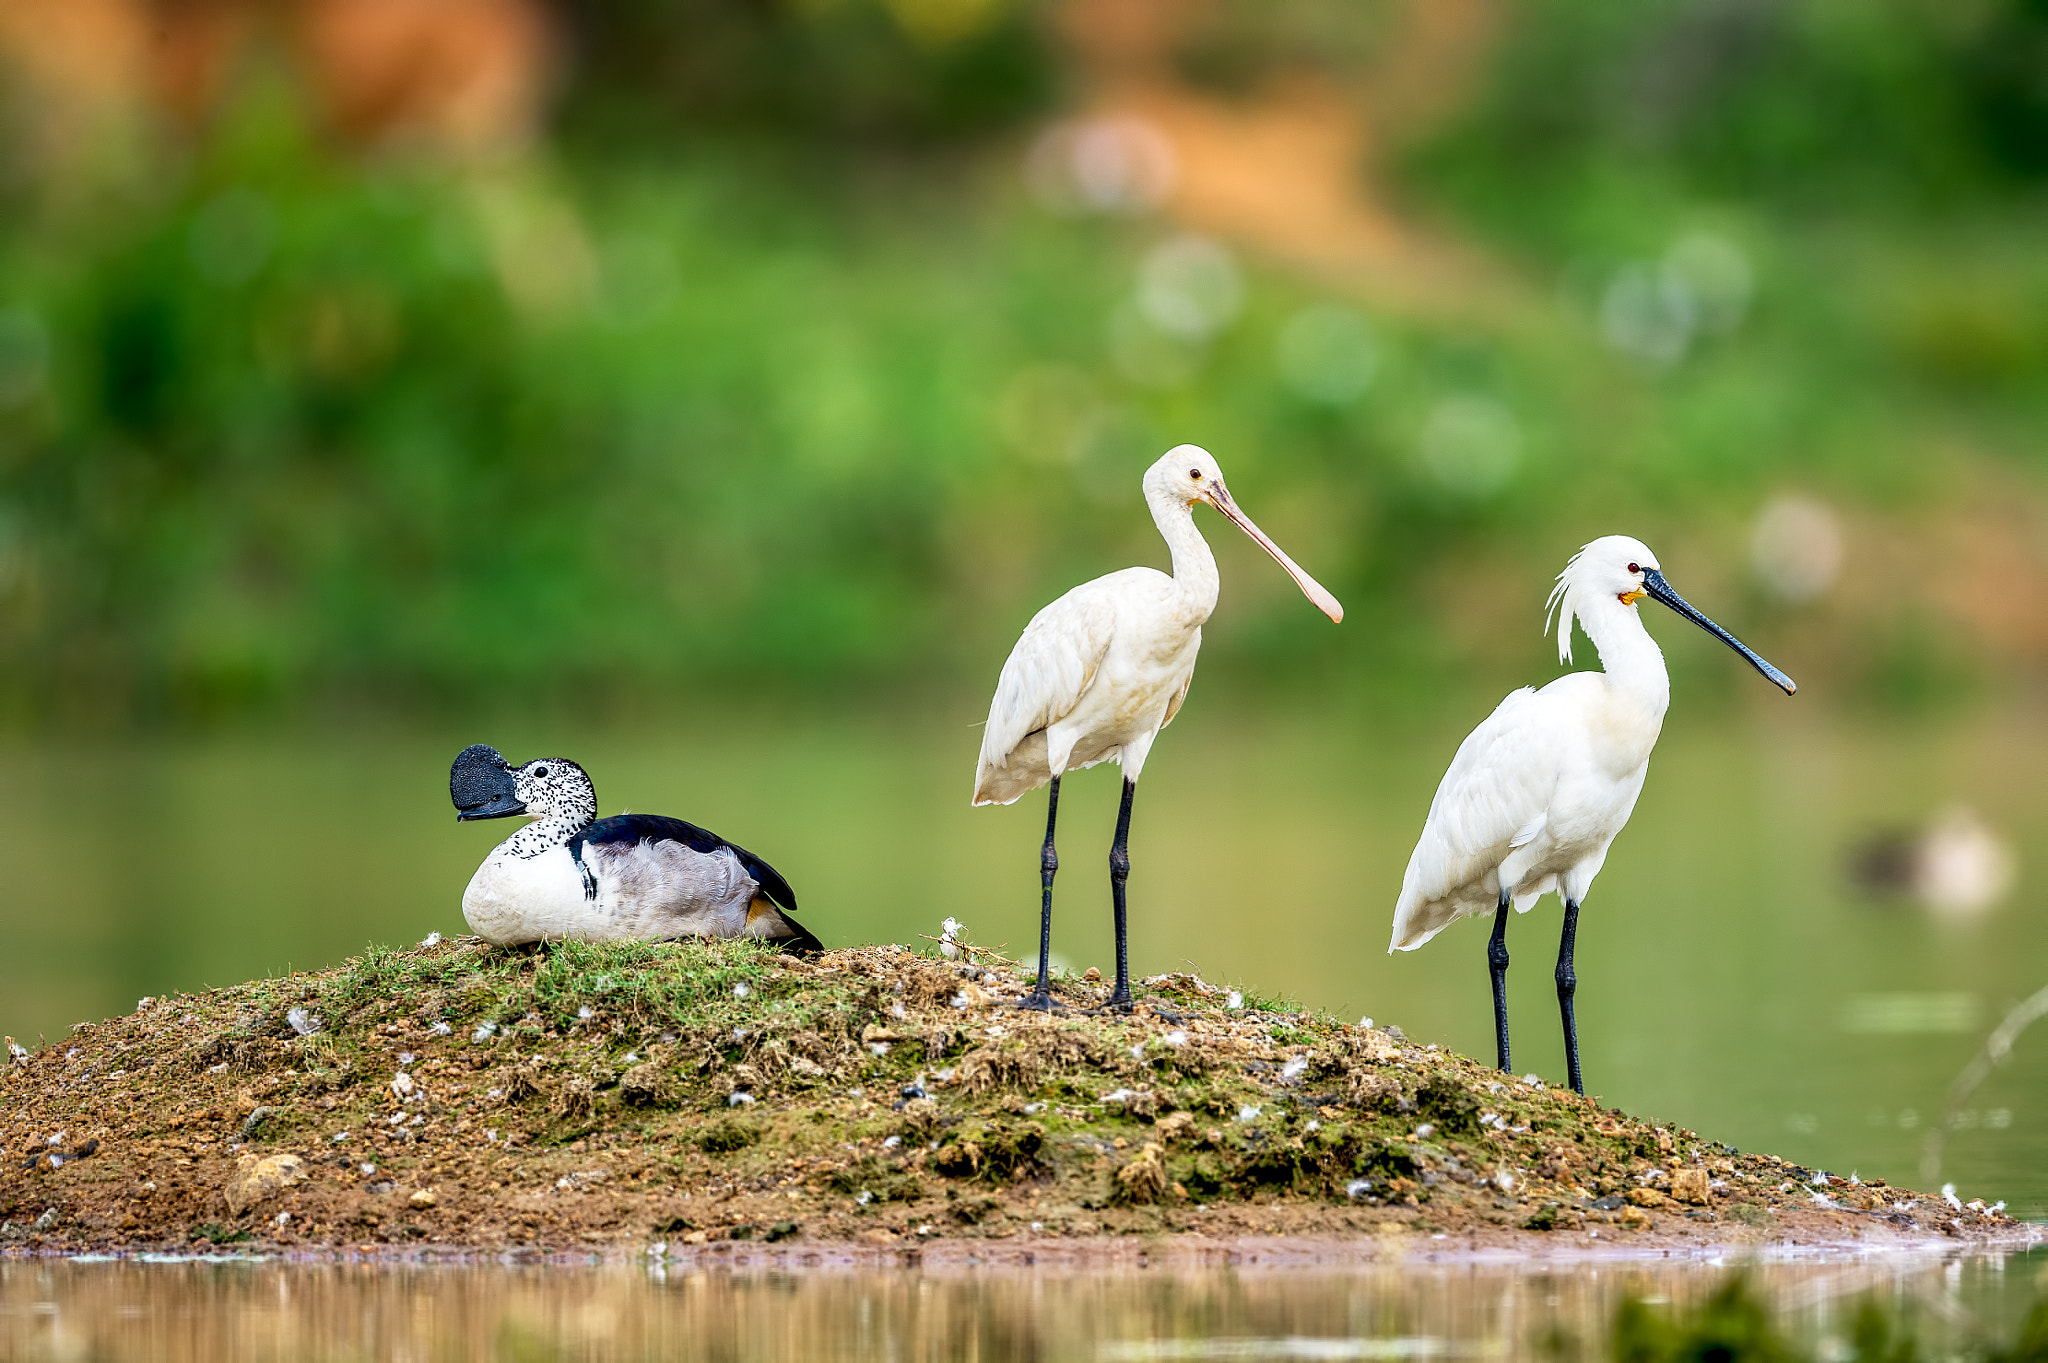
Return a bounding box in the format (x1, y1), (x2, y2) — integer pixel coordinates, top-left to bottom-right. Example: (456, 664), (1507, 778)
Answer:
(2, 703), (2045, 1211)
(2, 1249), (2046, 1362)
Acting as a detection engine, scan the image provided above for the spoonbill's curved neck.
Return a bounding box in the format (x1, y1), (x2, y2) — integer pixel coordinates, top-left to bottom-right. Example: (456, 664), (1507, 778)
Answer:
(1581, 594), (1671, 717)
(1148, 487), (1220, 620)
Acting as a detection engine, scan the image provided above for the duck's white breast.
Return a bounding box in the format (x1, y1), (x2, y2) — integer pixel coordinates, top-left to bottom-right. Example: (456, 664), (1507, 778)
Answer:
(462, 846), (592, 946)
(462, 839), (767, 946)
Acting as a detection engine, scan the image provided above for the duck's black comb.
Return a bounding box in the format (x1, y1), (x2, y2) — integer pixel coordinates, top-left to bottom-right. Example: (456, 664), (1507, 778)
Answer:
(449, 744), (511, 811)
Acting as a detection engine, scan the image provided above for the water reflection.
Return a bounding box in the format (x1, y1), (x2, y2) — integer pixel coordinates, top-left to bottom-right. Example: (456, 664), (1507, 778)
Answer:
(0, 1250), (2042, 1363)
(1, 707), (2045, 1213)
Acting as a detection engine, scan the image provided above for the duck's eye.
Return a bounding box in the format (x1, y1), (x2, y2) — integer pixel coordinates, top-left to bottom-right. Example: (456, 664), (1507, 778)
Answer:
(1189, 468), (1202, 480)
(1626, 563), (1640, 574)
(532, 766), (550, 780)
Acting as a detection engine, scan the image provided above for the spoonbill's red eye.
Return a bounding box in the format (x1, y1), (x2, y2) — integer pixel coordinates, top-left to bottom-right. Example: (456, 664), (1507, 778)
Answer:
(1626, 563), (1640, 574)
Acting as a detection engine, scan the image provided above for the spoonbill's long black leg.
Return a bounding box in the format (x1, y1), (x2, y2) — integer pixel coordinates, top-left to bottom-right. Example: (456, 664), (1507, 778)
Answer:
(1017, 777), (1062, 1012)
(1488, 889), (1512, 1072)
(1104, 777), (1138, 1011)
(1555, 898), (1583, 1094)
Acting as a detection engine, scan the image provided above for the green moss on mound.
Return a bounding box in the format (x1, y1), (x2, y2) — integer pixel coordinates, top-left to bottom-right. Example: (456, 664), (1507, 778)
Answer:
(0, 938), (2020, 1253)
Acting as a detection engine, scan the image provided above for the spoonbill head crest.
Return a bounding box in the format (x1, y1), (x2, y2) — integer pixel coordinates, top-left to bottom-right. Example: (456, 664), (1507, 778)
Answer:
(1544, 535), (1659, 664)
(1148, 444), (1344, 623)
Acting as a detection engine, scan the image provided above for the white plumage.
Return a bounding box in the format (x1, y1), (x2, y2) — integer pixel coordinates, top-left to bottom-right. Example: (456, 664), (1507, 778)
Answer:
(1389, 535), (1796, 1091)
(1389, 673), (1652, 953)
(973, 569), (1192, 808)
(975, 444), (1342, 1008)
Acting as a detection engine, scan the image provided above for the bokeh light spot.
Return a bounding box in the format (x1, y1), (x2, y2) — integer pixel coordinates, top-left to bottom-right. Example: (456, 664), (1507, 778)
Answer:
(1420, 396), (1520, 497)
(1137, 236), (1241, 341)
(1275, 304), (1377, 406)
(1751, 494), (1844, 603)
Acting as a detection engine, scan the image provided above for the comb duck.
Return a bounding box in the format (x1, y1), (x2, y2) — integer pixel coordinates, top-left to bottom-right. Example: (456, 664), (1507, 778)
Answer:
(449, 744), (819, 950)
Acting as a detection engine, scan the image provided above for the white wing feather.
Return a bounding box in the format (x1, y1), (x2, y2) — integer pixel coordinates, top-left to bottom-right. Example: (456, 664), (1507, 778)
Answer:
(1388, 687), (1564, 951)
(972, 579), (1120, 806)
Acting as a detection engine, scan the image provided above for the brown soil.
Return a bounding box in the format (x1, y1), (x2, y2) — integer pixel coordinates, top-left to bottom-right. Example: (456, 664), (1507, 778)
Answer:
(0, 938), (2030, 1260)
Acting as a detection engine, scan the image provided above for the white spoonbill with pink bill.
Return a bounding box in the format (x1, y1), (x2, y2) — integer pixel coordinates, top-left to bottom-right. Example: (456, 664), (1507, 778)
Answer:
(974, 444), (1343, 1011)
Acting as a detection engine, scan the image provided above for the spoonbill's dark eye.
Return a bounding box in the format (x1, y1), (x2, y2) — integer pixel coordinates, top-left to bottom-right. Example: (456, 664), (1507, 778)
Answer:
(1189, 468), (1203, 480)
(533, 766), (550, 780)
(1626, 563), (1640, 574)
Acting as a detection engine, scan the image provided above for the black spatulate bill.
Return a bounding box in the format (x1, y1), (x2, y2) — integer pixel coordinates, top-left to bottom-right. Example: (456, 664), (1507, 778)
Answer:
(1641, 569), (1798, 695)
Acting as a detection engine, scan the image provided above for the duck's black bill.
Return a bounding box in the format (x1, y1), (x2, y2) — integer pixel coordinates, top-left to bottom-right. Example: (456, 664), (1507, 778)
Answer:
(451, 743), (526, 820)
(1642, 569), (1798, 696)
(457, 793), (526, 821)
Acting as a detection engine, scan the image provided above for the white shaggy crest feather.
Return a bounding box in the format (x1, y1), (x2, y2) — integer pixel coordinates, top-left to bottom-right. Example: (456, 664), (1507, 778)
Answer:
(1542, 540), (1597, 666)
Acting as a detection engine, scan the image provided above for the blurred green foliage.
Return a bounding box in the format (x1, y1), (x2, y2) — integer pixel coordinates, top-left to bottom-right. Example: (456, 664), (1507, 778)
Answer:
(551, 0), (1056, 146)
(1611, 1281), (1806, 1363)
(3, 1), (2048, 727)
(1416, 0), (2048, 218)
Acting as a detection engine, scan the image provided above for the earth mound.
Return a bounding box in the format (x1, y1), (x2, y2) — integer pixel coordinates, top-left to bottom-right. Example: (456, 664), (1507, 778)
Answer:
(0, 937), (2026, 1257)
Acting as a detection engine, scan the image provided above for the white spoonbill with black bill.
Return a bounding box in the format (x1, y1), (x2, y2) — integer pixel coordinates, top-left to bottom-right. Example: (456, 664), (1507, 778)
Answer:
(974, 444), (1344, 1011)
(1389, 535), (1796, 1093)
(450, 745), (819, 951)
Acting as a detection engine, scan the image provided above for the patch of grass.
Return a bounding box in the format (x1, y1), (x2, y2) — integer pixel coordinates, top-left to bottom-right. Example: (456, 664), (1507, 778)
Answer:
(526, 939), (787, 1030)
(698, 1119), (760, 1154)
(827, 1157), (925, 1204)
(190, 1222), (253, 1245)
(1239, 988), (1308, 1016)
(305, 935), (808, 1040)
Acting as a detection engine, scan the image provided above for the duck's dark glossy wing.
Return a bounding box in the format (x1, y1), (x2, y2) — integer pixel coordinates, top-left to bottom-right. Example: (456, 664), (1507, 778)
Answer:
(570, 814), (801, 915)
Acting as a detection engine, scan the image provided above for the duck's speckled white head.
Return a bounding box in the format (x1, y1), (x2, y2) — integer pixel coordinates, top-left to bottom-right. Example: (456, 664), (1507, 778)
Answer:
(507, 759), (598, 825)
(450, 744), (598, 834)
